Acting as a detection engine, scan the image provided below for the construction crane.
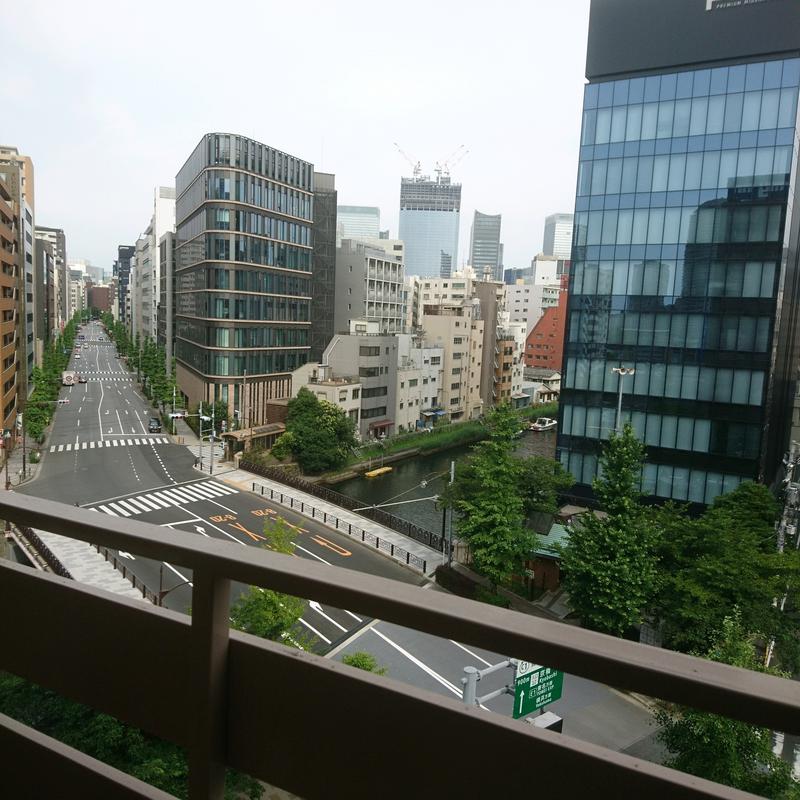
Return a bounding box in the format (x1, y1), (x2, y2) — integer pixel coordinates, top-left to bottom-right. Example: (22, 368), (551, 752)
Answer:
(394, 143), (421, 178)
(435, 144), (469, 179)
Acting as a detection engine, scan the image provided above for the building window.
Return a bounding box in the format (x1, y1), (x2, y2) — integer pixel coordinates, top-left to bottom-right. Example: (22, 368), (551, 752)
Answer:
(352, 389), (360, 399)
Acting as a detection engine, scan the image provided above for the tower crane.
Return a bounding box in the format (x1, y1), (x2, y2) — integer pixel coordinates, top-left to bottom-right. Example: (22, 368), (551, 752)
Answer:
(394, 143), (421, 178)
(435, 144), (469, 178)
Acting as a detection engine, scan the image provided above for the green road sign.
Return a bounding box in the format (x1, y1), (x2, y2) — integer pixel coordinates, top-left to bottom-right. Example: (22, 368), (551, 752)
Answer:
(513, 662), (564, 719)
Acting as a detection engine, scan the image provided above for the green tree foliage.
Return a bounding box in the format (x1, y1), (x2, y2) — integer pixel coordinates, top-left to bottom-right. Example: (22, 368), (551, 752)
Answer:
(273, 387), (358, 474)
(447, 405), (538, 587)
(0, 673), (262, 799)
(341, 652), (387, 675)
(517, 457), (575, 516)
(559, 424), (658, 636)
(656, 612), (799, 799)
(229, 518), (305, 642)
(652, 482), (800, 669)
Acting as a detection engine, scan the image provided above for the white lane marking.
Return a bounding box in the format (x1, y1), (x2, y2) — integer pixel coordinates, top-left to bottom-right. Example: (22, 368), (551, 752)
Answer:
(195, 482), (227, 497)
(49, 446), (55, 453)
(308, 601), (348, 632)
(344, 610), (363, 622)
(183, 483), (216, 499)
(115, 500), (140, 514)
(125, 438), (133, 446)
(449, 641), (493, 668)
(112, 440), (119, 446)
(76, 420), (80, 427)
(298, 617), (331, 645)
(98, 504), (117, 516)
(167, 487), (198, 503)
(294, 543), (331, 565)
(157, 490), (184, 506)
(133, 438), (141, 446)
(104, 440), (111, 447)
(57, 445), (64, 452)
(163, 562), (193, 588)
(370, 627), (463, 697)
(115, 409), (124, 434)
(145, 493), (171, 508)
(161, 518), (202, 528)
(89, 441), (94, 448)
(107, 502), (131, 517)
(207, 481), (236, 495)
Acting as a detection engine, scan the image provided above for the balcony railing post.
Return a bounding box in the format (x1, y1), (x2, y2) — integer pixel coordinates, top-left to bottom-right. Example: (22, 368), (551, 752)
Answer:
(188, 568), (231, 800)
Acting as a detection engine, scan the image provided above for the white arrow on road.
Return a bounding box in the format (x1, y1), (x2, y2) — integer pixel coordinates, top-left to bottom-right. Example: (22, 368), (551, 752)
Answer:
(108, 428), (113, 433)
(119, 551), (135, 560)
(105, 410), (109, 415)
(194, 526), (210, 537)
(308, 600), (348, 632)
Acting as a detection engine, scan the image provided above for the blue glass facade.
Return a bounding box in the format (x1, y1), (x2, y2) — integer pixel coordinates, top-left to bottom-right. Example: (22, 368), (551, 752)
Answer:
(559, 57), (800, 505)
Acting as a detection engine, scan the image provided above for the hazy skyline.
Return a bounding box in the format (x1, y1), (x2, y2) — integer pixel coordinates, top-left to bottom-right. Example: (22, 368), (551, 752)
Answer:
(1, 1), (590, 271)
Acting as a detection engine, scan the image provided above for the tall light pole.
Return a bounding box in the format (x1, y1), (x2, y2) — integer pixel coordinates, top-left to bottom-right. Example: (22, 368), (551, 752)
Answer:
(611, 366), (636, 433)
(210, 401), (215, 476)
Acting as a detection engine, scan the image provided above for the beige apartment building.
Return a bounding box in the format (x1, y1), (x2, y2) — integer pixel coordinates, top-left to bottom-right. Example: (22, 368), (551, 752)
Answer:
(421, 301), (483, 421)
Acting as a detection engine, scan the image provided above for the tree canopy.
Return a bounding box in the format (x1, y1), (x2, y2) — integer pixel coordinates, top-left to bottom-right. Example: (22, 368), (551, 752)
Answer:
(559, 424), (659, 636)
(272, 387), (358, 474)
(656, 611), (799, 799)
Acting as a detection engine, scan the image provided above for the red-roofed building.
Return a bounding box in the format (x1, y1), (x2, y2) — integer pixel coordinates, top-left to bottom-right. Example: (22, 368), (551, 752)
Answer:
(524, 290), (566, 371)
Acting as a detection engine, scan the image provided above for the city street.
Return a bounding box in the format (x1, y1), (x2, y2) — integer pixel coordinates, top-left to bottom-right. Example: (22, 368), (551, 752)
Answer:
(16, 321), (656, 752)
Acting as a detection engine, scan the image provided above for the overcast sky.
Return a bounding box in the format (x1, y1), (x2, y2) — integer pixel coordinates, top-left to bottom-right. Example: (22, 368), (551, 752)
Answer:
(2, 0), (590, 272)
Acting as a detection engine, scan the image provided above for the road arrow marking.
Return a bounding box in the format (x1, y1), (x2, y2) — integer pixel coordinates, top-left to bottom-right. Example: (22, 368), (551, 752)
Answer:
(194, 526), (210, 537)
(118, 551), (135, 560)
(308, 600), (348, 632)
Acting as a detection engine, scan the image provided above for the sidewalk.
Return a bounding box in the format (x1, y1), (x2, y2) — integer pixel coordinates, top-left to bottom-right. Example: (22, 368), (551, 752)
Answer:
(218, 468), (444, 576)
(2, 437), (42, 488)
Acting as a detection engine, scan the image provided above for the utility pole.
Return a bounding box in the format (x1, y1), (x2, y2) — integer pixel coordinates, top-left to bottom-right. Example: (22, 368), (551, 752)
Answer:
(172, 385), (177, 436)
(447, 460), (455, 566)
(210, 402), (215, 476)
(198, 400), (203, 472)
(611, 366), (636, 433)
(765, 442), (800, 667)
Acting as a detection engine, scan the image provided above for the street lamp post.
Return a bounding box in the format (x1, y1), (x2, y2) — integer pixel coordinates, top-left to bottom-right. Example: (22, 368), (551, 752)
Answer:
(611, 366), (636, 433)
(210, 402), (215, 476)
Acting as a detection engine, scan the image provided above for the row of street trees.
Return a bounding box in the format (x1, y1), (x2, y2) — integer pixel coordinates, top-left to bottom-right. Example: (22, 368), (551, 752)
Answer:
(24, 314), (79, 442)
(558, 424), (799, 797)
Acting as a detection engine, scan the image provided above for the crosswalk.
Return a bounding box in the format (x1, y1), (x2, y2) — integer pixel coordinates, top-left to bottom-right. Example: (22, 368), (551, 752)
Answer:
(91, 480), (239, 517)
(49, 437), (170, 453)
(77, 370), (130, 375)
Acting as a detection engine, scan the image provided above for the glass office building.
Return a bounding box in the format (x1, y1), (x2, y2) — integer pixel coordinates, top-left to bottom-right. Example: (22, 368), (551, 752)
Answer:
(559, 0), (800, 505)
(174, 133), (314, 423)
(399, 174), (461, 278)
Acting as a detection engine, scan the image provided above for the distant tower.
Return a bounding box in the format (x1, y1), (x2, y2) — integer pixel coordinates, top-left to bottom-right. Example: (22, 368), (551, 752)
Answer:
(469, 211), (503, 281)
(542, 213), (573, 260)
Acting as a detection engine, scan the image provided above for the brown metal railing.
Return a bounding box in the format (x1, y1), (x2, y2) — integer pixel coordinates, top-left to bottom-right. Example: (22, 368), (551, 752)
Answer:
(0, 491), (798, 800)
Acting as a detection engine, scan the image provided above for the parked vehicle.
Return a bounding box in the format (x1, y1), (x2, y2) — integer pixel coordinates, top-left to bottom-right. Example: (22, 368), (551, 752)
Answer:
(148, 417), (162, 433)
(78, 375), (87, 384)
(529, 417), (558, 432)
(62, 371), (77, 386)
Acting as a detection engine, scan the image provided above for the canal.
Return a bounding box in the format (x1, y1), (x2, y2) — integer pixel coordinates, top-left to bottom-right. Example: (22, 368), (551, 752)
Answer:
(335, 429), (557, 534)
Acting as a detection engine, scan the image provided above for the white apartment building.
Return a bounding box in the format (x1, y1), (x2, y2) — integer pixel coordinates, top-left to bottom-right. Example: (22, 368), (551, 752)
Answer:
(506, 282), (562, 335)
(67, 268), (85, 320)
(395, 337), (444, 432)
(421, 301), (484, 421)
(137, 187), (176, 341)
(335, 238), (406, 334)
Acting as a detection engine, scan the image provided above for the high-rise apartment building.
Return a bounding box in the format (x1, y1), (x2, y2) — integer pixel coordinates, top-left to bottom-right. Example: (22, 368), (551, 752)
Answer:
(0, 175), (19, 429)
(469, 211), (503, 281)
(310, 173), (337, 361)
(559, 0), (800, 505)
(35, 227), (67, 334)
(542, 213), (574, 260)
(399, 173), (461, 278)
(113, 245), (135, 327)
(157, 231), (176, 365)
(0, 147), (36, 387)
(336, 205), (379, 242)
(335, 238), (406, 335)
(174, 133), (313, 423)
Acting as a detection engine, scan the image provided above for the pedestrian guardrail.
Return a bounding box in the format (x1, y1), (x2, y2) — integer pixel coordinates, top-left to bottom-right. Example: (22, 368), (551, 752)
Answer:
(15, 525), (73, 579)
(242, 461), (444, 552)
(251, 481), (428, 574)
(94, 544), (158, 603)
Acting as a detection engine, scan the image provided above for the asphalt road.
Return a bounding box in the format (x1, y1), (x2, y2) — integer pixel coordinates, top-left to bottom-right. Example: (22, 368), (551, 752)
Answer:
(17, 321), (656, 753)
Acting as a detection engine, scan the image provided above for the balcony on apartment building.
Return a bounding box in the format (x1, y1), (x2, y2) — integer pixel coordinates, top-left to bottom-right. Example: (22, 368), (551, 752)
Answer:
(1, 491), (798, 800)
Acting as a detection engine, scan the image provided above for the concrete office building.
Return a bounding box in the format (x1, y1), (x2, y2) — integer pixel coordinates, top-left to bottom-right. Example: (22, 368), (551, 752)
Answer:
(290, 361), (361, 429)
(506, 283), (562, 334)
(68, 268), (85, 319)
(35, 226), (67, 333)
(310, 173), (337, 361)
(336, 205), (379, 243)
(559, 0), (800, 505)
(157, 231), (176, 365)
(335, 238), (406, 335)
(542, 213), (574, 260)
(34, 242), (54, 349)
(395, 336), (444, 432)
(399, 173), (461, 278)
(469, 211), (503, 282)
(174, 133), (314, 423)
